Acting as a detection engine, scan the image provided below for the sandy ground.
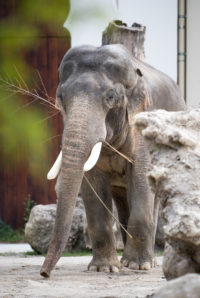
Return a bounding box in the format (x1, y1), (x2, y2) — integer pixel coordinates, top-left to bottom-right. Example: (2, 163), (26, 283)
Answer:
(0, 253), (166, 298)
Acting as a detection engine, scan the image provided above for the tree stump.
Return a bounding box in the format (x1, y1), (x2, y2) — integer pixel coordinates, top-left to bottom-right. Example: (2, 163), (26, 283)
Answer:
(102, 20), (146, 60)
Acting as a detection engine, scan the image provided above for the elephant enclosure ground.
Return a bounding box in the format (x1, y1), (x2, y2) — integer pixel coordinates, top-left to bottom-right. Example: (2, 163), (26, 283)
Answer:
(0, 255), (165, 298)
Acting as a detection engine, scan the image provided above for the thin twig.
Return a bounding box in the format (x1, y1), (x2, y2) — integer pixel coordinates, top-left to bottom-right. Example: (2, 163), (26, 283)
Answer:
(36, 70), (55, 102)
(14, 77), (22, 89)
(36, 70), (55, 104)
(41, 134), (62, 144)
(37, 111), (60, 124)
(0, 78), (57, 109)
(14, 98), (39, 112)
(36, 69), (48, 97)
(14, 65), (29, 91)
(104, 141), (134, 165)
(83, 174), (132, 239)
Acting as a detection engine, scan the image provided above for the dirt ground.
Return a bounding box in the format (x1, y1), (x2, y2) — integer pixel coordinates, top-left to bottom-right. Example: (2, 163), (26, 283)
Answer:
(0, 255), (166, 298)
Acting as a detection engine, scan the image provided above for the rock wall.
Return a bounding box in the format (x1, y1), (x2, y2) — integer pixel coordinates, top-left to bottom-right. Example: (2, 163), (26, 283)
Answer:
(134, 109), (200, 279)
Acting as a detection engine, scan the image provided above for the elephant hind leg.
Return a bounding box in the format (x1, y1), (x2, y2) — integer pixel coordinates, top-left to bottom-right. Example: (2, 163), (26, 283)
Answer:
(112, 186), (130, 246)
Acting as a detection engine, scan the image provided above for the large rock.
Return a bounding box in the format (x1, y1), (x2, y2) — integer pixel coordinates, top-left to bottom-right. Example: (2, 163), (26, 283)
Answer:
(134, 109), (200, 279)
(153, 273), (200, 298)
(25, 196), (123, 253)
(25, 196), (86, 253)
(25, 204), (56, 253)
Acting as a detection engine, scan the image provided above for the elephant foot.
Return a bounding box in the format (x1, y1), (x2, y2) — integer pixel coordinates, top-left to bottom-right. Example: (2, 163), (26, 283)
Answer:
(88, 256), (121, 273)
(121, 256), (156, 270)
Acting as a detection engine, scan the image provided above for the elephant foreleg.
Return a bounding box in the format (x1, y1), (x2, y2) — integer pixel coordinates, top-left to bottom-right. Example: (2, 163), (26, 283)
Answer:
(81, 168), (121, 272)
(121, 142), (156, 270)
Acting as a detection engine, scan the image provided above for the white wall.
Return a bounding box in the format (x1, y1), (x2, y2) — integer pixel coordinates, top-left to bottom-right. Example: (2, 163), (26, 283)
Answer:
(117, 0), (177, 80)
(65, 0), (177, 80)
(186, 0), (200, 107)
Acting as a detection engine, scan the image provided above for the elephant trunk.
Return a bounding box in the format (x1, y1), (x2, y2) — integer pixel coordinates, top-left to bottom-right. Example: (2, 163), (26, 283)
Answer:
(40, 100), (105, 277)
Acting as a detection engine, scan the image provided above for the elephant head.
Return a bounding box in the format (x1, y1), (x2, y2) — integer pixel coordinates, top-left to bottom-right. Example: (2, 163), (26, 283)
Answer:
(40, 44), (148, 277)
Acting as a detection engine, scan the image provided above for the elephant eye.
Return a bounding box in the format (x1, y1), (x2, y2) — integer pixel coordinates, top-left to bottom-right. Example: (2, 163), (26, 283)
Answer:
(107, 90), (115, 100)
(104, 89), (116, 109)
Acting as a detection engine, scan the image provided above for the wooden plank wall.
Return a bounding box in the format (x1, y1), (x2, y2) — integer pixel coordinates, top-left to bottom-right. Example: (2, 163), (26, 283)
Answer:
(0, 2), (71, 229)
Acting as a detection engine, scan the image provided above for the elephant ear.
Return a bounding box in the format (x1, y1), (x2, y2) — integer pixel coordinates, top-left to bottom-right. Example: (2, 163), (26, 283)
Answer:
(126, 69), (151, 126)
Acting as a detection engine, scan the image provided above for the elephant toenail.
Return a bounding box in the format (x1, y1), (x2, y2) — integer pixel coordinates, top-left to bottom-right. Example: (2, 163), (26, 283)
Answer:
(128, 262), (139, 270)
(111, 266), (119, 272)
(140, 262), (151, 270)
(89, 265), (97, 272)
(99, 266), (110, 273)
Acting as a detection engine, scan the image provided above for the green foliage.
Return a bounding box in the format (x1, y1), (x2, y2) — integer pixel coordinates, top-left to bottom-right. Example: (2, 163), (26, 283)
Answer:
(62, 250), (92, 257)
(0, 0), (70, 177)
(0, 90), (50, 175)
(24, 195), (35, 224)
(0, 0), (70, 74)
(0, 194), (35, 243)
(0, 219), (24, 243)
(19, 0), (70, 26)
(25, 249), (92, 257)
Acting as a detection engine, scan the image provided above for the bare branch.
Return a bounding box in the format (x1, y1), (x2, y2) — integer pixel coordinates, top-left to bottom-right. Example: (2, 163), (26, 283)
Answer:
(0, 77), (57, 111)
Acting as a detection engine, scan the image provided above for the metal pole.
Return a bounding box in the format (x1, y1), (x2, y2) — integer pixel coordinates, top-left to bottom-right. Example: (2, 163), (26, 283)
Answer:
(177, 0), (187, 100)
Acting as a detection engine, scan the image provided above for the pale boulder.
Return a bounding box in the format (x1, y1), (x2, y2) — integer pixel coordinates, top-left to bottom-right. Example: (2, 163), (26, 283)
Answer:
(134, 109), (200, 279)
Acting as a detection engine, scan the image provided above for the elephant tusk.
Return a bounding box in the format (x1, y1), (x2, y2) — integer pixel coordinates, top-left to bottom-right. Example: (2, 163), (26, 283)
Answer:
(47, 142), (102, 180)
(47, 151), (62, 180)
(84, 142), (102, 172)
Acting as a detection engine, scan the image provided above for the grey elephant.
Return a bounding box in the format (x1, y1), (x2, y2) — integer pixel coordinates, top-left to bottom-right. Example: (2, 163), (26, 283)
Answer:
(40, 44), (185, 277)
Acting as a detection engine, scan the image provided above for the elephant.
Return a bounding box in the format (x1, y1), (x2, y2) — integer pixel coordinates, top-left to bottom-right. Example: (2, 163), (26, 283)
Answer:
(40, 44), (186, 277)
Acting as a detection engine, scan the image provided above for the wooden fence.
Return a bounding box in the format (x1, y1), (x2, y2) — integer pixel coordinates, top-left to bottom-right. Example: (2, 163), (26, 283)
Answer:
(0, 2), (71, 229)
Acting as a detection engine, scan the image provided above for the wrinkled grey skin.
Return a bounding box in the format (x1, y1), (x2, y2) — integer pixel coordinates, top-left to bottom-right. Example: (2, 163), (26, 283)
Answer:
(41, 44), (185, 277)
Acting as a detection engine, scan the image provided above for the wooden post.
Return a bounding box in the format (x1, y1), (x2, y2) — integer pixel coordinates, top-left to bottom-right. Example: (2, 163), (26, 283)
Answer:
(102, 20), (146, 60)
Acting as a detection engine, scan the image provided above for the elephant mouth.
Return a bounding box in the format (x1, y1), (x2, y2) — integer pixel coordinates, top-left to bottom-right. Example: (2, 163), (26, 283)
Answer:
(47, 142), (102, 180)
